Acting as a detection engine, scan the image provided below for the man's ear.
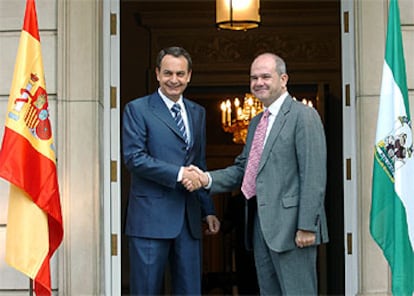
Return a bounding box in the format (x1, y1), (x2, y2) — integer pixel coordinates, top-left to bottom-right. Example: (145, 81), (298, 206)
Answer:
(156, 67), (163, 81)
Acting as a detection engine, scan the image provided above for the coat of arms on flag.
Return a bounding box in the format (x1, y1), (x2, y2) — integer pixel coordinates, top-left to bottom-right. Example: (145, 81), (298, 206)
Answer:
(8, 72), (53, 141)
(376, 116), (413, 176)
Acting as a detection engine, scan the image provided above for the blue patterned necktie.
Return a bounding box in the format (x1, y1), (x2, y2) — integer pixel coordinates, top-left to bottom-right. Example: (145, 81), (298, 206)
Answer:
(171, 103), (188, 145)
(241, 109), (270, 199)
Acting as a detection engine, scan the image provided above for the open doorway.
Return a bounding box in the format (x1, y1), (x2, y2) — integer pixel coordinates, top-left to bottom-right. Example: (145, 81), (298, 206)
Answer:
(119, 1), (344, 294)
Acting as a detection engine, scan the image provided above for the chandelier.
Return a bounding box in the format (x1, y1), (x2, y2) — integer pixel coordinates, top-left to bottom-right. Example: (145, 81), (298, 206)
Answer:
(220, 93), (263, 144)
(216, 0), (261, 31)
(220, 94), (316, 144)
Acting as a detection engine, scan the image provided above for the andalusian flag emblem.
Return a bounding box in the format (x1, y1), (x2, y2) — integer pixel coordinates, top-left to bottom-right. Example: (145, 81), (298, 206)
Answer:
(0, 0), (63, 295)
(370, 0), (414, 295)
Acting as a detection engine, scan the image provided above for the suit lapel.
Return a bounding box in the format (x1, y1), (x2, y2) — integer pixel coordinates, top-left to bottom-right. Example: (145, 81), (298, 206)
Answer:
(183, 99), (196, 148)
(149, 93), (187, 143)
(149, 93), (196, 149)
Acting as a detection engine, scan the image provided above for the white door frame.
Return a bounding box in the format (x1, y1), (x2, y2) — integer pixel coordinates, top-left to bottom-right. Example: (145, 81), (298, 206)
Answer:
(103, 0), (121, 295)
(341, 0), (359, 295)
(103, 0), (360, 294)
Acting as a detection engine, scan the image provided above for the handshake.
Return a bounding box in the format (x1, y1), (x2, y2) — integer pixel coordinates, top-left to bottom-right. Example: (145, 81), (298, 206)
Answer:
(182, 165), (209, 192)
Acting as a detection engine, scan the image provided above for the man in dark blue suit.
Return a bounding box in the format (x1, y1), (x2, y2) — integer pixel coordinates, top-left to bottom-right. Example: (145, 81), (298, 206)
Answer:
(122, 46), (220, 295)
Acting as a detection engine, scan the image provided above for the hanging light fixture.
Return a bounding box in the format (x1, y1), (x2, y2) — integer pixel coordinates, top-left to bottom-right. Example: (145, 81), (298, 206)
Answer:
(216, 0), (261, 31)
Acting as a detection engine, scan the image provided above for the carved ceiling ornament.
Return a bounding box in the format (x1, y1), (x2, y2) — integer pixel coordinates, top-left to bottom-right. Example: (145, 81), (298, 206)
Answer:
(153, 31), (339, 67)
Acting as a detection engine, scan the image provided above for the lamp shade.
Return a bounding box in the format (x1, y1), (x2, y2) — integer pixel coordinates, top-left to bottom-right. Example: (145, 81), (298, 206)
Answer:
(216, 0), (260, 31)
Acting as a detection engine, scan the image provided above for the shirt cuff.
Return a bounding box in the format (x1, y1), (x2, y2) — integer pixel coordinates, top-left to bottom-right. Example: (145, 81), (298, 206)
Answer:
(205, 172), (212, 189)
(177, 167), (184, 182)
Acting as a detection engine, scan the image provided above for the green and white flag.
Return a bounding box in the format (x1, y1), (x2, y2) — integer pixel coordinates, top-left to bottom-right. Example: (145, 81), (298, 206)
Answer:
(370, 0), (414, 295)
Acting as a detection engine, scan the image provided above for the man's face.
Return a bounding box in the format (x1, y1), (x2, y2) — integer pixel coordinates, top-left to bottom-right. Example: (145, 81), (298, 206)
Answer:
(156, 54), (192, 102)
(250, 54), (288, 107)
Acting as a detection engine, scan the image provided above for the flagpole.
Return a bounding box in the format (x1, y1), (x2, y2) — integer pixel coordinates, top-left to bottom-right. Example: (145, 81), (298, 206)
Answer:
(29, 279), (33, 296)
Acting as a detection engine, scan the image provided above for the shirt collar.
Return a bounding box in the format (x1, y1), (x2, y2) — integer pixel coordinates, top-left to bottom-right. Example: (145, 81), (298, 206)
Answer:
(158, 88), (184, 110)
(266, 92), (288, 116)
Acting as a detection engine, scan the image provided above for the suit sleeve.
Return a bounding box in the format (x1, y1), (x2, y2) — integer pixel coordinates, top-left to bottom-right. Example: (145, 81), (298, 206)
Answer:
(209, 152), (246, 194)
(209, 115), (259, 195)
(195, 108), (216, 217)
(295, 106), (327, 232)
(122, 102), (180, 189)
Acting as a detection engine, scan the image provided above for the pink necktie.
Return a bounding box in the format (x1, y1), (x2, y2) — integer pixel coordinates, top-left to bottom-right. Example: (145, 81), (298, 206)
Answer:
(241, 109), (270, 199)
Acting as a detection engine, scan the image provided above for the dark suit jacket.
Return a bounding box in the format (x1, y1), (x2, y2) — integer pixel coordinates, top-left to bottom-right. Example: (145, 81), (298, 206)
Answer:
(210, 95), (329, 252)
(122, 91), (215, 240)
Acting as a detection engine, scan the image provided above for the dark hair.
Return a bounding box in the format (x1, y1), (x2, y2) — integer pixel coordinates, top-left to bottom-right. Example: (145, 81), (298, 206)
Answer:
(156, 46), (193, 71)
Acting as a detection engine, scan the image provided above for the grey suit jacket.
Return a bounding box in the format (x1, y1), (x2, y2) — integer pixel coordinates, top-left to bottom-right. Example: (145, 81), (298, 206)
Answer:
(210, 95), (329, 252)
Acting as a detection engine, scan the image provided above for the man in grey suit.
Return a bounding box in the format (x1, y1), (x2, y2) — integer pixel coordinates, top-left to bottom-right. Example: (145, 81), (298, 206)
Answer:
(185, 53), (328, 295)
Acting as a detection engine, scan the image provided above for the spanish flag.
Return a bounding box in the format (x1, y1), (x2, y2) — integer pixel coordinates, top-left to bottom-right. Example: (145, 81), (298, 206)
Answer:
(0, 0), (63, 295)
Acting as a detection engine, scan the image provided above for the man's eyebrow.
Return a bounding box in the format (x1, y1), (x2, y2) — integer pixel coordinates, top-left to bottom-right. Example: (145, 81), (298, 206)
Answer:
(163, 69), (185, 74)
(250, 73), (272, 78)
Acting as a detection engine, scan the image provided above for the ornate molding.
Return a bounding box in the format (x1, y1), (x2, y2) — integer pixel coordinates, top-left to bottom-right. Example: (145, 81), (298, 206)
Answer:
(153, 30), (340, 70)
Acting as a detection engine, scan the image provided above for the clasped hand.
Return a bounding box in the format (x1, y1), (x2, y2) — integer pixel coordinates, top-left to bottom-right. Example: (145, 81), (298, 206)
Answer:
(181, 165), (208, 192)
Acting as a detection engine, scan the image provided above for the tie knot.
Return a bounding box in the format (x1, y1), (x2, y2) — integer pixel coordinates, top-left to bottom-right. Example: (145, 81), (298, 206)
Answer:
(172, 103), (181, 114)
(263, 109), (270, 118)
